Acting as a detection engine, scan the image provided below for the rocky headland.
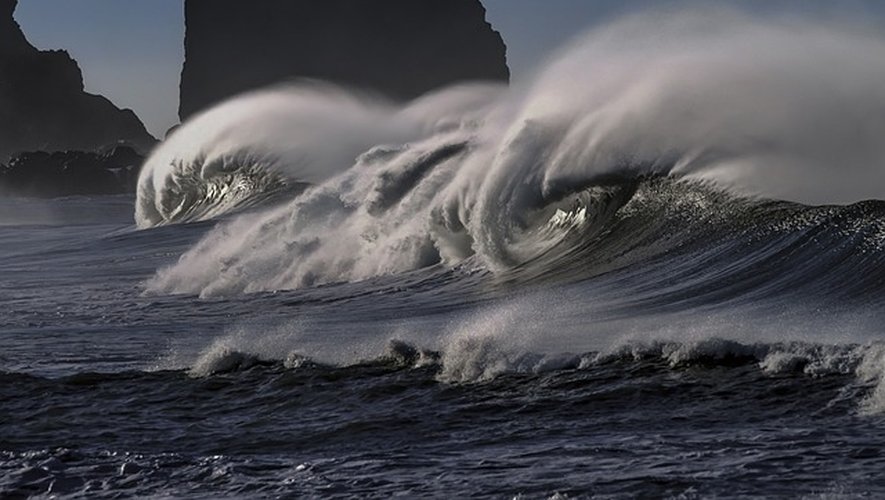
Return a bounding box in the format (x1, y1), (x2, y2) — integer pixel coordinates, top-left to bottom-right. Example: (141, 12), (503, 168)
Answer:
(180, 0), (509, 120)
(0, 0), (155, 195)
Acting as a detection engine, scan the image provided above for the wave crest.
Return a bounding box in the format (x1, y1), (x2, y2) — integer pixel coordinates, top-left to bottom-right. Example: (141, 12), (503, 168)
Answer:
(139, 7), (885, 295)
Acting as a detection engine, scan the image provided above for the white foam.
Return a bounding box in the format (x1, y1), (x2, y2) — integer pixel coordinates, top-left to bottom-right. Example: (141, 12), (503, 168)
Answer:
(140, 7), (885, 296)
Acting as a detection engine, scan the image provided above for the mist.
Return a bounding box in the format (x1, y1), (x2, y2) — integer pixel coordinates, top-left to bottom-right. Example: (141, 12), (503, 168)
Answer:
(138, 6), (885, 296)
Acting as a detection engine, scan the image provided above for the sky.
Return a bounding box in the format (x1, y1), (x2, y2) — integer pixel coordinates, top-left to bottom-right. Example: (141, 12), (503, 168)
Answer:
(13, 0), (885, 138)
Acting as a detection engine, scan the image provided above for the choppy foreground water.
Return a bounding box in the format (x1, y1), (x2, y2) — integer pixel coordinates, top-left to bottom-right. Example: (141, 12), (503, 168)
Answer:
(3, 190), (885, 499)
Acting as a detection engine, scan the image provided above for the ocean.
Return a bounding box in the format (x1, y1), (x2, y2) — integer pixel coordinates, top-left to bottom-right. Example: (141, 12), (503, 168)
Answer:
(5, 8), (885, 499)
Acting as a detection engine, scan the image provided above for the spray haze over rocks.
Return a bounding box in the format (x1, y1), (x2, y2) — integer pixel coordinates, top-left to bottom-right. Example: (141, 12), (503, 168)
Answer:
(2, 0), (508, 196)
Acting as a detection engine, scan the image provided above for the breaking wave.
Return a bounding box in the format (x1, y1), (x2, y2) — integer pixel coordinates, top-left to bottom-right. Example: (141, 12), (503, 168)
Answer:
(176, 332), (885, 416)
(135, 82), (501, 227)
(137, 8), (885, 297)
(137, 7), (885, 414)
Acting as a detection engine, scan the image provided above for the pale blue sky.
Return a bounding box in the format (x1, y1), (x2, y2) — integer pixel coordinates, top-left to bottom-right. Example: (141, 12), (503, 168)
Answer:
(13, 0), (885, 137)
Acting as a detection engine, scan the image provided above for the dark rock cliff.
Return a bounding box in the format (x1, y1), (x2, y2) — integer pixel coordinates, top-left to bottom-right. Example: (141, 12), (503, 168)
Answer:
(180, 0), (509, 120)
(0, 0), (156, 163)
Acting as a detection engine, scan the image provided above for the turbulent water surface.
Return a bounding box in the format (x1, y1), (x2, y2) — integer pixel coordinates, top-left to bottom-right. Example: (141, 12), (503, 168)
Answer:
(5, 8), (885, 499)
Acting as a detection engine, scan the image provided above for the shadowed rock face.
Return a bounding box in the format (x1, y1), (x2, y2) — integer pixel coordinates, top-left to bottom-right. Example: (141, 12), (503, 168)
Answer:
(180, 0), (509, 120)
(0, 0), (156, 162)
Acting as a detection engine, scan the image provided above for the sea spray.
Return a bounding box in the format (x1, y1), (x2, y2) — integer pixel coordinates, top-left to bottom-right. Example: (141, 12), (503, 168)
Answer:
(139, 7), (885, 297)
